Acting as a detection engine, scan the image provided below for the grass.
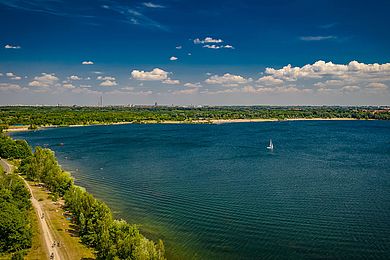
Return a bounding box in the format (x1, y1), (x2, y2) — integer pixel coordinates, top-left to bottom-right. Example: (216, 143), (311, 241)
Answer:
(25, 180), (95, 260)
(24, 208), (47, 259)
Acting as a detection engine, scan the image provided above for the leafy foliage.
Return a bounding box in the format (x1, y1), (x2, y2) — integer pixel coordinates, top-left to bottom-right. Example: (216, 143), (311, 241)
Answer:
(0, 106), (389, 128)
(0, 172), (32, 254)
(0, 134), (32, 159)
(20, 147), (73, 196)
(19, 146), (166, 259)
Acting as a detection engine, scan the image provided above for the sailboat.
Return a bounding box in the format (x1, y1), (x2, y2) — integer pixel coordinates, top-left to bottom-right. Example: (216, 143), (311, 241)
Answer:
(267, 139), (274, 150)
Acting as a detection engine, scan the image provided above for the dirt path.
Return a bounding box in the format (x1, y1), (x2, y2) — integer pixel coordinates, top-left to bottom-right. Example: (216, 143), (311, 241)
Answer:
(0, 158), (13, 174)
(24, 179), (62, 260)
(0, 159), (61, 260)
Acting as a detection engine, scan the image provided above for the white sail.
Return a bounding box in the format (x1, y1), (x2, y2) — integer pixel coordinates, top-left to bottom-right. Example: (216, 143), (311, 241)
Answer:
(267, 139), (273, 150)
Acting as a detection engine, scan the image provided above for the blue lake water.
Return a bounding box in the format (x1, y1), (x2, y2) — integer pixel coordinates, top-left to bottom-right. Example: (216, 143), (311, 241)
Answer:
(12, 121), (390, 259)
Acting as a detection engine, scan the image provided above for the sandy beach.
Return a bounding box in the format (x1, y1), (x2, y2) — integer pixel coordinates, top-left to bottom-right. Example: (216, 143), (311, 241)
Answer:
(3, 117), (363, 133)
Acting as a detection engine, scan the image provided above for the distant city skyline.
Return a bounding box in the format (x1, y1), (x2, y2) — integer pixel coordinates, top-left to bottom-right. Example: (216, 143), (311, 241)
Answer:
(0, 0), (390, 105)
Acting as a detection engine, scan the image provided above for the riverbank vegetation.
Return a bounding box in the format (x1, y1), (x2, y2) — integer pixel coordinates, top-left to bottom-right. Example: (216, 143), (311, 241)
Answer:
(0, 131), (166, 259)
(19, 146), (165, 259)
(0, 134), (32, 159)
(0, 106), (389, 129)
(0, 166), (33, 259)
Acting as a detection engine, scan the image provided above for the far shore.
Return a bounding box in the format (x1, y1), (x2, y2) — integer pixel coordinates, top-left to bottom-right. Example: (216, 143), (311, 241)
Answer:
(4, 117), (364, 133)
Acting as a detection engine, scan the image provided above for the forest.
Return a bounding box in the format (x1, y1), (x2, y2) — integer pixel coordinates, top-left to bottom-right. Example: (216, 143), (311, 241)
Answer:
(0, 135), (33, 259)
(0, 106), (389, 128)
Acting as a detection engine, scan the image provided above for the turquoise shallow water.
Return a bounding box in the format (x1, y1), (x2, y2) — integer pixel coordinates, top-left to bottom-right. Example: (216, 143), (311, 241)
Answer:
(12, 121), (390, 259)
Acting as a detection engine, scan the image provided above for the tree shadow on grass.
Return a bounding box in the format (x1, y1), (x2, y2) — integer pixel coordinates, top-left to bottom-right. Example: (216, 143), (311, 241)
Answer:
(67, 223), (80, 237)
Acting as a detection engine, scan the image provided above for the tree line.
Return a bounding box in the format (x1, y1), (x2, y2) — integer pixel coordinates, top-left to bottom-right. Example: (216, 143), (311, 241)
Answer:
(0, 162), (33, 258)
(0, 106), (389, 128)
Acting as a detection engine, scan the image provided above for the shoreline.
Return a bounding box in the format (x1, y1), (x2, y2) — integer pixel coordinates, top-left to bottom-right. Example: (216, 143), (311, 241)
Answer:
(4, 117), (364, 133)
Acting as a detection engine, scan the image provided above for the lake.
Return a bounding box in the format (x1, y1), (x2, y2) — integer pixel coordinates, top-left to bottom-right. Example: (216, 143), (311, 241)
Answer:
(12, 120), (390, 259)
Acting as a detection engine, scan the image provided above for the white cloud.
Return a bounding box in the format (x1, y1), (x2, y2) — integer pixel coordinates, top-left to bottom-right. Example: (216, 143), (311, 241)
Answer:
(170, 56), (178, 61)
(176, 46), (182, 49)
(163, 79), (180, 85)
(28, 73), (59, 87)
(300, 36), (337, 41)
(82, 61), (94, 65)
(341, 85), (360, 92)
(264, 60), (390, 81)
(131, 68), (169, 81)
(69, 75), (82, 80)
(0, 83), (26, 91)
(143, 2), (165, 8)
(367, 82), (388, 90)
(257, 75), (283, 85)
(194, 37), (223, 44)
(97, 76), (116, 81)
(205, 73), (251, 86)
(206, 86), (310, 95)
(203, 44), (234, 49)
(97, 76), (117, 87)
(5, 72), (21, 80)
(100, 80), (117, 87)
(184, 82), (202, 88)
(4, 44), (21, 49)
(63, 83), (76, 89)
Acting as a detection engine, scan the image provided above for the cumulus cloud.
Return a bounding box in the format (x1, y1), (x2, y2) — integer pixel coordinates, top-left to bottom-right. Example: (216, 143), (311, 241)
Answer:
(203, 44), (234, 49)
(69, 75), (82, 80)
(202, 60), (389, 97)
(100, 80), (117, 87)
(28, 73), (59, 87)
(4, 44), (21, 49)
(300, 36), (337, 41)
(205, 73), (251, 86)
(97, 76), (115, 81)
(97, 76), (117, 87)
(367, 82), (388, 90)
(264, 60), (390, 81)
(163, 79), (180, 85)
(63, 83), (76, 89)
(131, 68), (169, 81)
(5, 72), (21, 80)
(82, 61), (94, 65)
(170, 56), (178, 61)
(0, 83), (26, 91)
(194, 37), (223, 44)
(194, 37), (234, 50)
(257, 75), (283, 85)
(341, 85), (360, 92)
(176, 46), (182, 49)
(207, 85), (310, 95)
(184, 82), (202, 88)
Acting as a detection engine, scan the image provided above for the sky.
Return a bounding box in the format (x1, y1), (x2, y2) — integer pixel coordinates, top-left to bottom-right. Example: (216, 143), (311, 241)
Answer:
(0, 0), (390, 106)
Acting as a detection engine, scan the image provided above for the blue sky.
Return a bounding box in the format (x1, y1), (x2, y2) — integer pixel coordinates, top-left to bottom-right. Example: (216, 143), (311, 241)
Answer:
(0, 0), (390, 105)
